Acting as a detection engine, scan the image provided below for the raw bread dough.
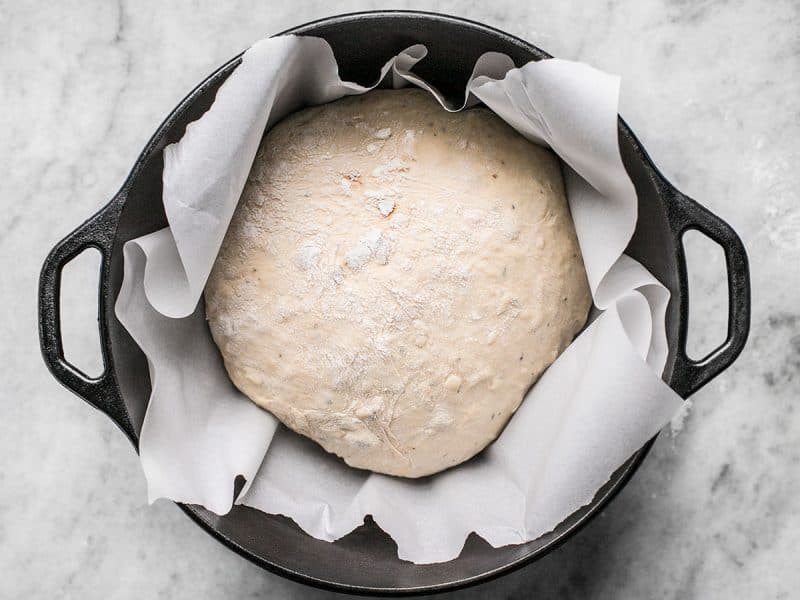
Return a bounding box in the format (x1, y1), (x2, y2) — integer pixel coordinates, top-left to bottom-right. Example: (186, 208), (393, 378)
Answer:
(205, 89), (591, 478)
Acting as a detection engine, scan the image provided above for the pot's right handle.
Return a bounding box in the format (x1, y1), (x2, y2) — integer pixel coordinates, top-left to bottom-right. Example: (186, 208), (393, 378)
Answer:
(38, 204), (118, 412)
(666, 186), (751, 398)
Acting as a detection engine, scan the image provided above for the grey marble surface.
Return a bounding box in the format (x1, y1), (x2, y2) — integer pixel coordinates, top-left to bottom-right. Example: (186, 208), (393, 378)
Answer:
(1, 1), (797, 598)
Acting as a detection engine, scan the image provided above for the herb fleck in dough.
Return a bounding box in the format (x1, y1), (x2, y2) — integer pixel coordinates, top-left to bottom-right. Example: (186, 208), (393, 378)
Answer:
(205, 89), (591, 477)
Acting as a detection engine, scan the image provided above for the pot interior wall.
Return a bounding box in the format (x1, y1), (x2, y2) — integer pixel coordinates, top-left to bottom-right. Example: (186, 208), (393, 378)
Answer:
(106, 13), (679, 592)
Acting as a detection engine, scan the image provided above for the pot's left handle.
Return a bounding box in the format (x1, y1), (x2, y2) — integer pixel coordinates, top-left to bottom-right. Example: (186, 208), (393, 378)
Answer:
(39, 205), (117, 412)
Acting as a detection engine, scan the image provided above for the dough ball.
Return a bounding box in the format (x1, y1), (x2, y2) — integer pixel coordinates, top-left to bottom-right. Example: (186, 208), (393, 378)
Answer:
(205, 89), (591, 477)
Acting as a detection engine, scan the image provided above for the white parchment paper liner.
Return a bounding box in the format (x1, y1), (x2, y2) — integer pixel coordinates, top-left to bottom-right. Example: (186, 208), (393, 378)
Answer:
(115, 35), (683, 564)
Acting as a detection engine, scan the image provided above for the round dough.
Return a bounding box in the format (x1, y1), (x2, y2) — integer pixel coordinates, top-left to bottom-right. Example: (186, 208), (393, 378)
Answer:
(205, 89), (591, 478)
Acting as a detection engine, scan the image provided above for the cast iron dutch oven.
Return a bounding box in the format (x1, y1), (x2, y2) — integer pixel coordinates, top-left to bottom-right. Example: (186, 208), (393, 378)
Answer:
(38, 11), (750, 596)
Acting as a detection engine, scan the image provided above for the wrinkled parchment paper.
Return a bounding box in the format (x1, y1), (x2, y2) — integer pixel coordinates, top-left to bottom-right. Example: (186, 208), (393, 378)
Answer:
(115, 35), (683, 564)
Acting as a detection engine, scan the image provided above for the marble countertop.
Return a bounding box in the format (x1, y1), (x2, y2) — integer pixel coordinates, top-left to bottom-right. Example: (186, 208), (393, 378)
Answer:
(2, 1), (797, 598)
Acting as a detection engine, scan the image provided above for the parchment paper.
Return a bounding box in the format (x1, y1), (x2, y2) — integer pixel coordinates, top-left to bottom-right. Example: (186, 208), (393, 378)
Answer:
(114, 35), (683, 563)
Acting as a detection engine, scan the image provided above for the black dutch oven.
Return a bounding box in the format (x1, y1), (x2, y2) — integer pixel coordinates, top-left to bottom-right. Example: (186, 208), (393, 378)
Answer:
(38, 10), (750, 596)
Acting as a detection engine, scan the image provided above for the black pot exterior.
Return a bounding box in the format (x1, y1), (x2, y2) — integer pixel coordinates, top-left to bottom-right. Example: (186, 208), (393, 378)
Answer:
(38, 10), (750, 596)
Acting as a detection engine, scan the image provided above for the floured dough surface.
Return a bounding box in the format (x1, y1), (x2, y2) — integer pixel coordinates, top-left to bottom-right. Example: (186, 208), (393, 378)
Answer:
(205, 89), (591, 478)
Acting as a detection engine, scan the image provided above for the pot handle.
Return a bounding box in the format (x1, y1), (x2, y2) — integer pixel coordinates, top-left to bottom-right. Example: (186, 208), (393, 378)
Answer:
(666, 187), (751, 398)
(38, 205), (118, 412)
